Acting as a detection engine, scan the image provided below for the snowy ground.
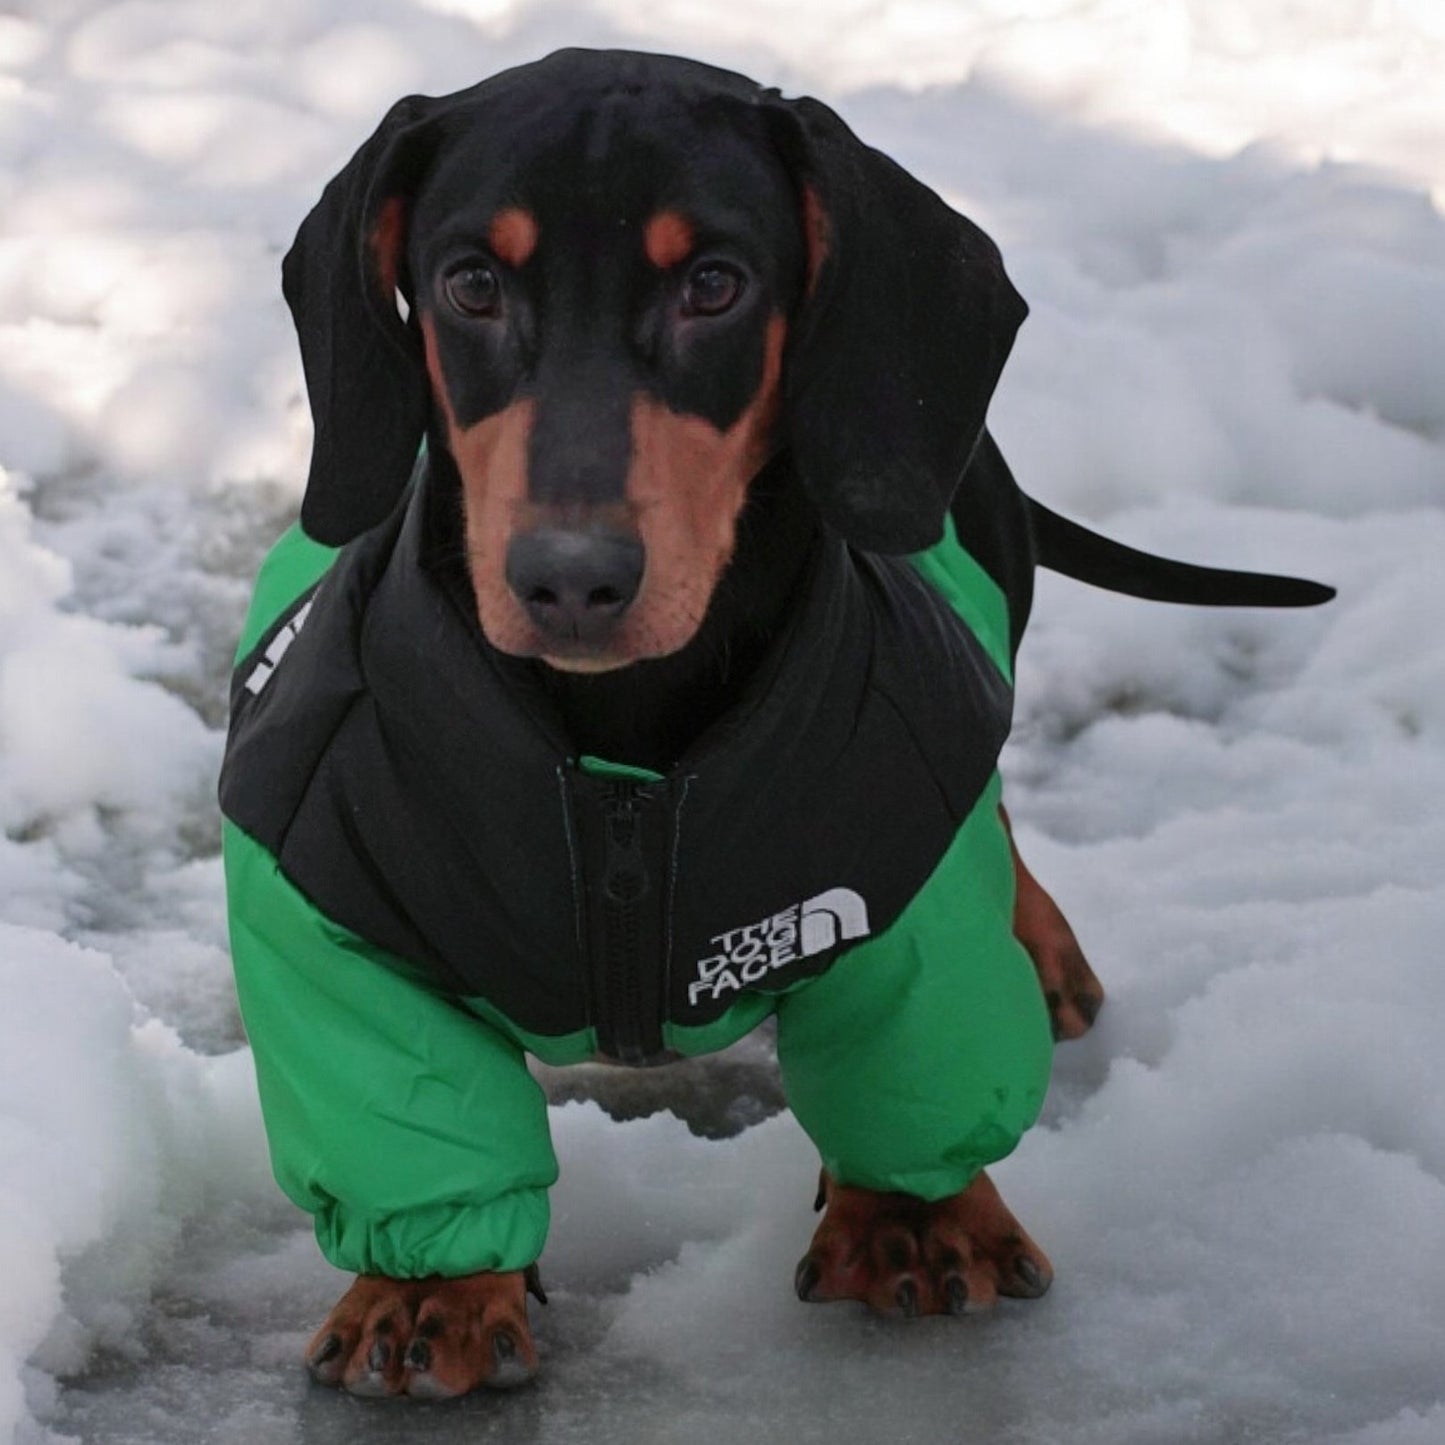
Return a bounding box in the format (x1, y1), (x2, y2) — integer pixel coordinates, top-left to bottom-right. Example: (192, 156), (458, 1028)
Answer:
(2, 2), (1444, 1442)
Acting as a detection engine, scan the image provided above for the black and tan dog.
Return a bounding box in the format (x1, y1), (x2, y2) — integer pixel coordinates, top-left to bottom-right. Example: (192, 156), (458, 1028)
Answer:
(222, 47), (1330, 1398)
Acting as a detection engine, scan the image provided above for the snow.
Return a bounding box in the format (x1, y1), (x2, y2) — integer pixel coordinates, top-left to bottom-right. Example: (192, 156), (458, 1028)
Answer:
(1, 1), (1443, 1441)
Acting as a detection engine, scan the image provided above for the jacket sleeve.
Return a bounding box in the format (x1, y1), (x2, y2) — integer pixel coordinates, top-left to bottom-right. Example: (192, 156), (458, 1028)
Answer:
(775, 773), (1052, 1201)
(223, 819), (556, 1277)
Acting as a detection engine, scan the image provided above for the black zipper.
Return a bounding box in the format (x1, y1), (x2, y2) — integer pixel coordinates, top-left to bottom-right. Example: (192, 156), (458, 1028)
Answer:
(580, 777), (667, 1064)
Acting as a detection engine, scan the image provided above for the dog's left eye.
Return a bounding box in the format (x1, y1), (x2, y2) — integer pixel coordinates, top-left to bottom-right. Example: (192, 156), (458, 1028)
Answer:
(444, 265), (502, 318)
(681, 263), (745, 317)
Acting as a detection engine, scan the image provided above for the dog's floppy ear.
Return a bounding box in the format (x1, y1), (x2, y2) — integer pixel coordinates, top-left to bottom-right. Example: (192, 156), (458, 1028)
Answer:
(283, 95), (444, 545)
(762, 95), (1028, 554)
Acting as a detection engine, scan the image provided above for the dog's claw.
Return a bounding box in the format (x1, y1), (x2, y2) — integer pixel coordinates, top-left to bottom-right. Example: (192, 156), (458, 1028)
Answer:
(405, 1337), (432, 1372)
(945, 1277), (968, 1315)
(1009, 1255), (1051, 1299)
(306, 1332), (344, 1383)
(309, 1333), (341, 1367)
(895, 1279), (920, 1317)
(487, 1327), (535, 1390)
(794, 1258), (821, 1302)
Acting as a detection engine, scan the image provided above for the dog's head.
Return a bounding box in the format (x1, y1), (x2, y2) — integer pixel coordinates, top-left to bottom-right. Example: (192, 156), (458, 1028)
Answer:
(284, 49), (1026, 670)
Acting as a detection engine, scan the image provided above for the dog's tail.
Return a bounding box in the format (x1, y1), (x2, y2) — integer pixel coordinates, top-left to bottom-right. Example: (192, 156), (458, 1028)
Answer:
(1027, 499), (1335, 607)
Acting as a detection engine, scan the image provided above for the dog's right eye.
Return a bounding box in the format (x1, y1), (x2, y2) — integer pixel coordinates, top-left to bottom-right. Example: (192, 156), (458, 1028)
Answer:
(681, 262), (745, 318)
(443, 265), (502, 319)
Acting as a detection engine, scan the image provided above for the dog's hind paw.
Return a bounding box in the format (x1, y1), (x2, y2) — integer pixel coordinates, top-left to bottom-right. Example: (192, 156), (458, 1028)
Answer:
(794, 1170), (1052, 1317)
(304, 1268), (541, 1398)
(1003, 807), (1105, 1040)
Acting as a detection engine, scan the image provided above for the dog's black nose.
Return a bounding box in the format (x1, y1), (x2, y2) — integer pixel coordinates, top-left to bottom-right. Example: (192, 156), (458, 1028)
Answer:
(505, 527), (645, 645)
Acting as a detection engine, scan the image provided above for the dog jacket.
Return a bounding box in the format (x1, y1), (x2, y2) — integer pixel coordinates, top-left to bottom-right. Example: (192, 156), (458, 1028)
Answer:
(220, 461), (1053, 1277)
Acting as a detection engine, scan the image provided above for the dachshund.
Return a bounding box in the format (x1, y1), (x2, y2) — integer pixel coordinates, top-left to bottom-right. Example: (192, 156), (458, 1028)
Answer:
(220, 47), (1331, 1399)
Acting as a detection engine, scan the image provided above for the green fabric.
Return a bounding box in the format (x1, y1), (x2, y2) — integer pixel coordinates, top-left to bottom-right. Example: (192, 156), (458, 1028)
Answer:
(224, 820), (556, 1276)
(908, 513), (1014, 682)
(577, 755), (665, 783)
(776, 772), (1052, 1199)
(462, 993), (598, 1066)
(665, 993), (778, 1058)
(464, 984), (776, 1067)
(233, 523), (338, 663)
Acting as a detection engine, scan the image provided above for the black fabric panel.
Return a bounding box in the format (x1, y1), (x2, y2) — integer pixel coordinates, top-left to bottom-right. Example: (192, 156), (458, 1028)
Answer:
(220, 503), (403, 855)
(221, 459), (1013, 1041)
(947, 430), (1036, 661)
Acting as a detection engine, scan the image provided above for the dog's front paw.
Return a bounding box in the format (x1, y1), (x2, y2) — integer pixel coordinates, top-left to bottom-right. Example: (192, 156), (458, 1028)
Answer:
(794, 1171), (1052, 1317)
(305, 1268), (543, 1398)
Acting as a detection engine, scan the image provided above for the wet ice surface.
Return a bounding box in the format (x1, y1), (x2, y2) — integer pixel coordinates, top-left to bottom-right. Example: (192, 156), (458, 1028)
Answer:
(48, 1099), (1445, 1445)
(54, 1225), (689, 1445)
(5, 2), (1445, 1443)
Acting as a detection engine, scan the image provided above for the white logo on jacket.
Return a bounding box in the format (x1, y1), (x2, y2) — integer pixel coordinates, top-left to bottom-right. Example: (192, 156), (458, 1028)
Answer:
(244, 598), (315, 696)
(687, 889), (870, 1007)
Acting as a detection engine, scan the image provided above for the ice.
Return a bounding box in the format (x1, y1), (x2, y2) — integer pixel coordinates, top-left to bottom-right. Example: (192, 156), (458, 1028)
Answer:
(2, 1), (1443, 1442)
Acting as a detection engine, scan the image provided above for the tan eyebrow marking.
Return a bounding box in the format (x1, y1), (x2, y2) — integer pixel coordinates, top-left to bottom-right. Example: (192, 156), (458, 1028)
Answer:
(488, 207), (540, 268)
(643, 210), (695, 269)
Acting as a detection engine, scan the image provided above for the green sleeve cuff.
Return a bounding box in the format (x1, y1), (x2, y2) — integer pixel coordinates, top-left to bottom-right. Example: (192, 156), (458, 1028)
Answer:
(315, 1188), (550, 1279)
(223, 821), (557, 1277)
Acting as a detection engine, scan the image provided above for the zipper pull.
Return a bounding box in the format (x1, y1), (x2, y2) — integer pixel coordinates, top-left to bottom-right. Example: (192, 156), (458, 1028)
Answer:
(602, 786), (649, 902)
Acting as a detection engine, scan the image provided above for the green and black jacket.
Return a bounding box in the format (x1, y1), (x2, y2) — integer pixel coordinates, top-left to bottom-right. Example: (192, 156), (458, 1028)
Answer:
(220, 463), (1052, 1278)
